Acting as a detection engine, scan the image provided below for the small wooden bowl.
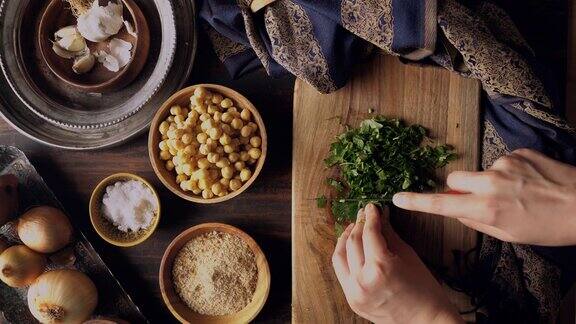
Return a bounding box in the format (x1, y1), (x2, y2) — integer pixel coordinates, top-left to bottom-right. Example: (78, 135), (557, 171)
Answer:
(89, 173), (160, 247)
(148, 84), (268, 204)
(37, 0), (150, 93)
(159, 223), (270, 324)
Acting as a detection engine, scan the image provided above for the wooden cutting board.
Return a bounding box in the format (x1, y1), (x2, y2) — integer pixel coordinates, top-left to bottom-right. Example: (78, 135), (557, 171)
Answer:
(292, 55), (482, 323)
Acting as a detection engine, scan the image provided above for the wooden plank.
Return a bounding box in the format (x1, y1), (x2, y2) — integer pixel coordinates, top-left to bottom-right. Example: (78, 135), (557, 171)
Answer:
(292, 55), (481, 323)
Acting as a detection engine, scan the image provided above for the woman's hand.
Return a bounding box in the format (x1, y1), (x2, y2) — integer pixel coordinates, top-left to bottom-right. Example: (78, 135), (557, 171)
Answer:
(393, 149), (576, 246)
(332, 203), (462, 324)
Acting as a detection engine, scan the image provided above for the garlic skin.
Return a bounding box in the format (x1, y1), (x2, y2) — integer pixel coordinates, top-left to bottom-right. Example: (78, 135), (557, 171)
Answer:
(108, 38), (132, 67)
(0, 245), (46, 288)
(28, 269), (98, 324)
(18, 206), (73, 254)
(77, 0), (124, 42)
(95, 50), (120, 72)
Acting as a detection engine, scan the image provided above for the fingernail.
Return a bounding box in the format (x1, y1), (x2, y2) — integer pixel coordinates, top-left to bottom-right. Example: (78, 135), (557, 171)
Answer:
(366, 203), (377, 213)
(356, 208), (365, 224)
(392, 193), (407, 207)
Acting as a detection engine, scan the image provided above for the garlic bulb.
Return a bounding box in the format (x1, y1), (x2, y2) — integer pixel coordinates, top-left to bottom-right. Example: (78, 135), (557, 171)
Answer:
(0, 245), (46, 288)
(18, 206), (73, 253)
(28, 269), (98, 324)
(77, 0), (124, 42)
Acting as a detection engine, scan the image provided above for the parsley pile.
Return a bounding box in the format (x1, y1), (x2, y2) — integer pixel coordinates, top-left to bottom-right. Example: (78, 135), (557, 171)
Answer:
(318, 116), (455, 233)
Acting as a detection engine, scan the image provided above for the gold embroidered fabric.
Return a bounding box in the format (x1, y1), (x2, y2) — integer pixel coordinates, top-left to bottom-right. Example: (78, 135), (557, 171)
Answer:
(437, 0), (551, 108)
(482, 120), (510, 170)
(264, 1), (337, 93)
(236, 0), (272, 73)
(340, 0), (394, 54)
(477, 3), (533, 55)
(512, 101), (576, 134)
(205, 28), (249, 62)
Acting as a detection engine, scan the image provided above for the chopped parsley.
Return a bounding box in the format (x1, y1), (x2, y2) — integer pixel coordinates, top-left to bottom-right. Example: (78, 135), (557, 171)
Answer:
(320, 116), (455, 232)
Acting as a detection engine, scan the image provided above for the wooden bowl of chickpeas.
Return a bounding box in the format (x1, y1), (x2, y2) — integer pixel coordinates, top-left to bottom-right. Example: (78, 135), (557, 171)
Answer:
(149, 84), (267, 203)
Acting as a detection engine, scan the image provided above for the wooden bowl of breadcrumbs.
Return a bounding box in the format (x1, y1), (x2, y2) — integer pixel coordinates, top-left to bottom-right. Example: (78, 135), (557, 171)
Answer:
(159, 223), (270, 323)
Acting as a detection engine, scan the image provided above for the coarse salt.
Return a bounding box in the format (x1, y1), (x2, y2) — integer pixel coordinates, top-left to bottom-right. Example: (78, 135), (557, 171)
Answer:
(101, 180), (157, 232)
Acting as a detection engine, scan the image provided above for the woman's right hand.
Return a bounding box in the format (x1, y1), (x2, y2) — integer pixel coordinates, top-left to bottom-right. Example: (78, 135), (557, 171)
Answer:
(392, 149), (576, 246)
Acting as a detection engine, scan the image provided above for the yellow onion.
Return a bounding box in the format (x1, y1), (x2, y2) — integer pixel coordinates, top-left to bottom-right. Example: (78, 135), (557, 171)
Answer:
(28, 269), (98, 324)
(18, 206), (73, 253)
(0, 245), (46, 287)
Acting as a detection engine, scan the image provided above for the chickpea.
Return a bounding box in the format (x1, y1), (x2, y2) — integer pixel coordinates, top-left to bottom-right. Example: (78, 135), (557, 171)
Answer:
(198, 144), (210, 155)
(221, 98), (233, 108)
(213, 111), (222, 122)
(196, 133), (208, 144)
(162, 134), (168, 140)
(181, 163), (194, 176)
(221, 124), (232, 135)
(199, 113), (211, 122)
(211, 94), (223, 104)
(220, 178), (230, 188)
(240, 125), (253, 137)
(229, 179), (242, 191)
(192, 169), (209, 181)
(211, 183), (223, 196)
(180, 180), (193, 191)
(239, 137), (250, 145)
(217, 190), (228, 197)
(159, 140), (168, 151)
(176, 174), (188, 184)
(167, 115), (175, 123)
(240, 168), (252, 182)
(169, 147), (178, 156)
(228, 152), (240, 163)
(165, 160), (175, 171)
(160, 150), (171, 160)
(207, 153), (220, 164)
(202, 189), (214, 199)
(224, 144), (235, 154)
(188, 110), (199, 121)
(248, 147), (262, 159)
(231, 118), (243, 130)
(174, 115), (185, 126)
(194, 87), (208, 98)
(170, 105), (183, 115)
(159, 121), (170, 135)
(167, 129), (177, 139)
(198, 178), (210, 190)
(234, 161), (245, 171)
(182, 145), (195, 156)
(240, 151), (250, 161)
(174, 140), (185, 150)
(209, 169), (219, 180)
(197, 158), (210, 169)
(219, 134), (232, 145)
(181, 133), (193, 145)
(221, 112), (233, 123)
(172, 155), (182, 166)
(194, 104), (207, 114)
(228, 107), (239, 115)
(208, 127), (223, 140)
(215, 146), (225, 155)
(250, 136), (262, 147)
(207, 104), (219, 114)
(192, 188), (202, 195)
(175, 165), (183, 175)
(216, 158), (230, 168)
(221, 166), (234, 179)
(240, 109), (251, 121)
(248, 158), (257, 165)
(201, 119), (217, 131)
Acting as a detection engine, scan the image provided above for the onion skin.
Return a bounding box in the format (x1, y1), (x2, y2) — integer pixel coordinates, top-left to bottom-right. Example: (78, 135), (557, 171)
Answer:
(28, 269), (98, 324)
(0, 245), (46, 287)
(0, 174), (19, 227)
(18, 206), (73, 253)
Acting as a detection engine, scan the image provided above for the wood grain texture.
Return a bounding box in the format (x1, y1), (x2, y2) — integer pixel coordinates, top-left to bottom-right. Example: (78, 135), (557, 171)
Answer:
(292, 55), (481, 323)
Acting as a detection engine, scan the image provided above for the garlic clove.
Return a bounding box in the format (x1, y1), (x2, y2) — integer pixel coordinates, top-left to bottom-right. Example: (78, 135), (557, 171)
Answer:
(51, 42), (77, 59)
(54, 25), (78, 39)
(95, 50), (120, 72)
(56, 34), (86, 52)
(108, 38), (132, 68)
(72, 52), (96, 74)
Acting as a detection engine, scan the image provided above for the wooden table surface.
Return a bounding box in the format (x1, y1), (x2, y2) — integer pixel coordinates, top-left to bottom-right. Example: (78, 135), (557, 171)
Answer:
(0, 33), (295, 323)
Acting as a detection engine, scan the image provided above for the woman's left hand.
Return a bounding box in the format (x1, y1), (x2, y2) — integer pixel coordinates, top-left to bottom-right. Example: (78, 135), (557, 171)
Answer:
(332, 203), (462, 324)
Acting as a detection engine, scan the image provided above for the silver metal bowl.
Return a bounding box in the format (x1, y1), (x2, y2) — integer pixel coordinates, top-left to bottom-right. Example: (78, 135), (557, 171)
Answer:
(0, 0), (196, 150)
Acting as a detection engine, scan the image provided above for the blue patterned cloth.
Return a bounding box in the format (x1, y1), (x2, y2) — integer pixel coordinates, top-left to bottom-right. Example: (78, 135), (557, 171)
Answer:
(200, 0), (576, 322)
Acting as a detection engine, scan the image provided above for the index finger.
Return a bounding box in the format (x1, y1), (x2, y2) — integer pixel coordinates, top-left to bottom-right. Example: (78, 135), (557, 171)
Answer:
(362, 203), (391, 264)
(392, 192), (487, 221)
